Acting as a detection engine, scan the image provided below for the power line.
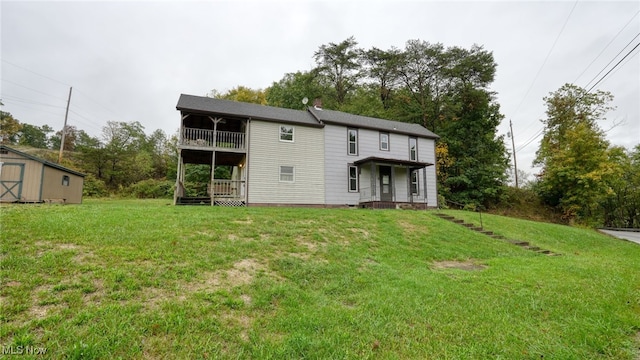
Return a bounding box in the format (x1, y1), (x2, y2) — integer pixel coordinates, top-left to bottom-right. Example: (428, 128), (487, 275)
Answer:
(573, 10), (640, 84)
(515, 41), (640, 155)
(516, 128), (544, 153)
(583, 33), (640, 90)
(1, 79), (69, 101)
(1, 59), (72, 87)
(1, 95), (66, 109)
(510, 0), (578, 124)
(586, 41), (640, 93)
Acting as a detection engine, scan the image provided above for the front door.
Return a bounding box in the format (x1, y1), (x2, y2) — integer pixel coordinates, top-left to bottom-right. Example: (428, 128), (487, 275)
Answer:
(379, 166), (392, 202)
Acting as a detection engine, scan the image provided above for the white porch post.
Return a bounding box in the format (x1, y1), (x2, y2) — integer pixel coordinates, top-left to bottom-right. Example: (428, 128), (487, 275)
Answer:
(407, 167), (412, 204)
(423, 167), (428, 207)
(209, 116), (223, 206)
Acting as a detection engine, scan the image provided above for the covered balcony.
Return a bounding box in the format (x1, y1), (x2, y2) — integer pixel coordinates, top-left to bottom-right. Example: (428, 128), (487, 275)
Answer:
(179, 127), (246, 151)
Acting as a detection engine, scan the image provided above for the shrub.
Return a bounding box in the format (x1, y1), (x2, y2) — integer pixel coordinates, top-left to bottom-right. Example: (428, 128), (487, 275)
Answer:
(83, 174), (108, 198)
(122, 179), (174, 199)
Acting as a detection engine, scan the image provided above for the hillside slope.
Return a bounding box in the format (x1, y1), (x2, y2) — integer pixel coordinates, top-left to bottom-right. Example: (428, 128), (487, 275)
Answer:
(1, 200), (639, 359)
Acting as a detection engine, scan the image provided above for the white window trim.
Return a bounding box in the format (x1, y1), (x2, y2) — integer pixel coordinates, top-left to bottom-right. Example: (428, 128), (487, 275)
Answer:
(380, 132), (390, 151)
(348, 128), (358, 156)
(279, 165), (295, 182)
(348, 165), (358, 192)
(409, 137), (418, 161)
(411, 170), (419, 195)
(279, 125), (294, 142)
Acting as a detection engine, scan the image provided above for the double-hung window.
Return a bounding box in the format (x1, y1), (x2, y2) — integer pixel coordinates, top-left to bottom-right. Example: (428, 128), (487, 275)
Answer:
(348, 165), (358, 192)
(62, 175), (70, 186)
(347, 128), (358, 155)
(409, 137), (418, 161)
(279, 166), (294, 182)
(280, 125), (294, 142)
(380, 132), (389, 151)
(410, 171), (419, 195)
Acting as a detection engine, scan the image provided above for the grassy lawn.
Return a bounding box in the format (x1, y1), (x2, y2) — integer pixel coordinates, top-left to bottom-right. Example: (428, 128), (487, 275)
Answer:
(1, 199), (639, 359)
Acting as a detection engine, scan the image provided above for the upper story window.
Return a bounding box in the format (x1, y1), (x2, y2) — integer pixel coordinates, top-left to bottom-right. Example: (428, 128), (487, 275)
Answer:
(348, 128), (358, 155)
(279, 165), (295, 182)
(280, 125), (294, 142)
(379, 132), (389, 151)
(409, 137), (418, 161)
(62, 175), (70, 186)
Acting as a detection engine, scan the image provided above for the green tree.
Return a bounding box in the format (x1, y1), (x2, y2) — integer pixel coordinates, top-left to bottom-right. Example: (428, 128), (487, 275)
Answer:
(18, 123), (53, 148)
(101, 121), (148, 188)
(313, 36), (363, 106)
(534, 83), (617, 223)
(266, 71), (326, 110)
(438, 85), (509, 206)
(362, 47), (402, 110)
(0, 111), (22, 144)
(601, 145), (640, 228)
(50, 125), (78, 151)
(210, 86), (266, 105)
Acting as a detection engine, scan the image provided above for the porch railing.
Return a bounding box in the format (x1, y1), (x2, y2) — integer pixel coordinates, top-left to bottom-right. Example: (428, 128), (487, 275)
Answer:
(180, 128), (245, 150)
(208, 180), (245, 199)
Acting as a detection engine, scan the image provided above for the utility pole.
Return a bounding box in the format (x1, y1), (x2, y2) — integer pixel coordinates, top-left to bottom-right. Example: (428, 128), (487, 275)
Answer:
(58, 87), (72, 163)
(509, 119), (519, 188)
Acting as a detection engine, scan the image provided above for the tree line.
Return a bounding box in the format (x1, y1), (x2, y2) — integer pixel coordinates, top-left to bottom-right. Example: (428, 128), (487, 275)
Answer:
(1, 37), (638, 227)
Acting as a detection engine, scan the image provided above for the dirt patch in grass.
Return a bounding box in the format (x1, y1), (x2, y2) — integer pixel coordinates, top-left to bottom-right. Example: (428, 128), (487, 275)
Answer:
(185, 258), (270, 294)
(233, 218), (253, 225)
(398, 221), (419, 232)
(431, 260), (487, 271)
(221, 311), (253, 342)
(349, 228), (370, 238)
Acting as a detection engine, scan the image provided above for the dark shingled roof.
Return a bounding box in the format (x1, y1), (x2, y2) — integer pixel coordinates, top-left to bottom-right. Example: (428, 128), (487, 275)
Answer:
(308, 107), (439, 139)
(177, 94), (439, 139)
(177, 94), (322, 127)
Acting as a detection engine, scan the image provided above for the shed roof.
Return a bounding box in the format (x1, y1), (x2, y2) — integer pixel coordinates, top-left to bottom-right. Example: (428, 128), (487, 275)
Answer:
(177, 94), (322, 127)
(0, 145), (86, 177)
(308, 107), (439, 139)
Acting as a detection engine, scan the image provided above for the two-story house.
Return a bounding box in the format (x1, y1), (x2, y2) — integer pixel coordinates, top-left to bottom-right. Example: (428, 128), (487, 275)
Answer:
(175, 94), (438, 208)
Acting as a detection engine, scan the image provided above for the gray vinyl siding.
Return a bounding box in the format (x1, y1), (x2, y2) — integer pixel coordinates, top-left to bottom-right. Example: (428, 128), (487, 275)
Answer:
(324, 124), (438, 206)
(324, 124), (360, 205)
(248, 120), (325, 204)
(418, 138), (438, 207)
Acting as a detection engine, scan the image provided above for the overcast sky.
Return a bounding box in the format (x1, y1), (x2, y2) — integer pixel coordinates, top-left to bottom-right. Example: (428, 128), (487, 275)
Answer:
(2, 1), (639, 178)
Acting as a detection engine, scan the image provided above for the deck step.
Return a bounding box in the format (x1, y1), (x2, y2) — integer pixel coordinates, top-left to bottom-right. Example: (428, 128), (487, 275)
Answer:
(176, 197), (211, 205)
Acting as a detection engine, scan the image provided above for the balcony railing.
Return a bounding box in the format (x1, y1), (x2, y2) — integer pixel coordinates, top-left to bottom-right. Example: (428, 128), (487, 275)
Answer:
(208, 180), (245, 199)
(180, 128), (245, 150)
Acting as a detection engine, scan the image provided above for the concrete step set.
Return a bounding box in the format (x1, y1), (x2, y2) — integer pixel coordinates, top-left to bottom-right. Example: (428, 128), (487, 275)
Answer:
(434, 213), (560, 256)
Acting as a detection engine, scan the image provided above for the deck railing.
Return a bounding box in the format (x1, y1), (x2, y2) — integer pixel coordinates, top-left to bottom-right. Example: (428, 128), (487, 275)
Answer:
(180, 128), (245, 150)
(208, 180), (245, 199)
